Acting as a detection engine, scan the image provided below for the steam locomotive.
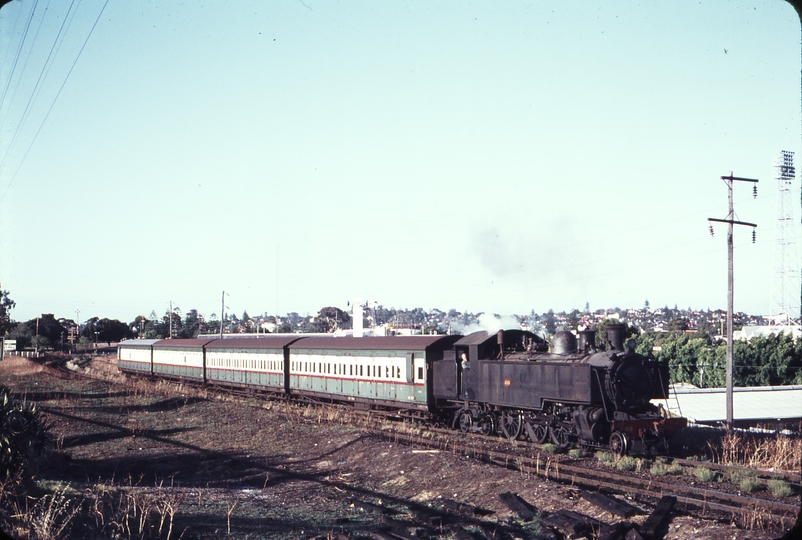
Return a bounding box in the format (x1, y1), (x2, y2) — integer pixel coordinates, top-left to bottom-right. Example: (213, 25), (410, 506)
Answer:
(435, 325), (686, 455)
(117, 324), (685, 455)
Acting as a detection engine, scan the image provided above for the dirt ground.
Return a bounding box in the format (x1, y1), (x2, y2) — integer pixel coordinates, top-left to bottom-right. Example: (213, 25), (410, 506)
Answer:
(0, 356), (795, 540)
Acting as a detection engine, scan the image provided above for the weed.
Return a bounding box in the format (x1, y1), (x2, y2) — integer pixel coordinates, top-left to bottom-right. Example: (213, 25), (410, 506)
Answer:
(568, 448), (585, 458)
(738, 477), (761, 493)
(690, 466), (716, 482)
(541, 443), (558, 454)
(615, 456), (639, 472)
(596, 451), (614, 464)
(14, 483), (81, 540)
(649, 463), (671, 476)
(767, 478), (793, 498)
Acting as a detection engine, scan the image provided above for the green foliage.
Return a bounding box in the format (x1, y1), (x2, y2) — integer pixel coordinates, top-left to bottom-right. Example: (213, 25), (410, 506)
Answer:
(541, 443), (558, 454)
(650, 462), (682, 476)
(568, 448), (585, 458)
(615, 456), (639, 471)
(655, 330), (802, 387)
(690, 466), (716, 482)
(8, 314), (66, 351)
(0, 284), (14, 336)
(738, 477), (761, 493)
(767, 478), (792, 498)
(596, 451), (613, 464)
(0, 386), (50, 480)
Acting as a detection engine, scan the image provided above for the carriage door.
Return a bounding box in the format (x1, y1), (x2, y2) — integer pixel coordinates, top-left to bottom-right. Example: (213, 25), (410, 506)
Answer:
(413, 354), (426, 402)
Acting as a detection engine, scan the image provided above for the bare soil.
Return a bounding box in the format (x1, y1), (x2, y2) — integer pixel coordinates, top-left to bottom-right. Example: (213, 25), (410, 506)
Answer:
(0, 356), (794, 539)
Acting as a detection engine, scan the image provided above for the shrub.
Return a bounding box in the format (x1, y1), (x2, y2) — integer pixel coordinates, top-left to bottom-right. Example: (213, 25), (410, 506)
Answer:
(767, 478), (793, 498)
(691, 466), (716, 482)
(615, 456), (639, 472)
(738, 477), (761, 493)
(541, 443), (558, 454)
(0, 385), (51, 480)
(568, 449), (584, 458)
(596, 451), (614, 464)
(650, 461), (682, 475)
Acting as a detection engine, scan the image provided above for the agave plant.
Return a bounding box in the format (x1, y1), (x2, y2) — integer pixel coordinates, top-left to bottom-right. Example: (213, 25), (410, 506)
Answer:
(0, 386), (50, 481)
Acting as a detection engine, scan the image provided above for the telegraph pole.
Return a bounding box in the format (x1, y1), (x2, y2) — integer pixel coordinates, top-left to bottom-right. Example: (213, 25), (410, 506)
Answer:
(220, 291), (229, 338)
(708, 172), (758, 428)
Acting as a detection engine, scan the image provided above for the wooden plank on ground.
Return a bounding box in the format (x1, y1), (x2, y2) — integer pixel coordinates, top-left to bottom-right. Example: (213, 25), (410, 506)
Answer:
(625, 528), (645, 540)
(640, 495), (676, 539)
(598, 521), (628, 540)
(544, 509), (618, 539)
(498, 491), (536, 520)
(580, 491), (644, 518)
(542, 509), (591, 538)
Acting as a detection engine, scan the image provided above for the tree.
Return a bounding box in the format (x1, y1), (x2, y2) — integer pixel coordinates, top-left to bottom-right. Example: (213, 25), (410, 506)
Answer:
(8, 315), (66, 351)
(315, 306), (350, 332)
(182, 309), (202, 338)
(0, 285), (14, 336)
(644, 299), (650, 310)
(94, 318), (133, 344)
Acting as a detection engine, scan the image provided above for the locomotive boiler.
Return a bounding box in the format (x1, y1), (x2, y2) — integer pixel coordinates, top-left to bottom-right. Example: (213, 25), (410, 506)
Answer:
(432, 325), (685, 454)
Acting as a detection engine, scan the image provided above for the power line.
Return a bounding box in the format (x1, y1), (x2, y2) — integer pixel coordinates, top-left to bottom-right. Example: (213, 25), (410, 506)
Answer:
(0, 0), (110, 204)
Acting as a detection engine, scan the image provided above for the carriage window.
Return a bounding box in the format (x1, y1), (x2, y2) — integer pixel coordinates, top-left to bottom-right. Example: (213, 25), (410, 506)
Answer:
(417, 367), (424, 380)
(386, 366), (389, 378)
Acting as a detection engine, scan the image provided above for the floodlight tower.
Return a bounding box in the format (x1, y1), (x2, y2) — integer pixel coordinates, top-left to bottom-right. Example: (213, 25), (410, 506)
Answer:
(769, 150), (799, 325)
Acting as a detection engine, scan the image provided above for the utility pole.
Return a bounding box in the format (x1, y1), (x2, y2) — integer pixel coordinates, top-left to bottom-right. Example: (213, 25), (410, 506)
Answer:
(220, 291), (229, 338)
(708, 172), (758, 429)
(169, 301), (173, 339)
(35, 317), (39, 357)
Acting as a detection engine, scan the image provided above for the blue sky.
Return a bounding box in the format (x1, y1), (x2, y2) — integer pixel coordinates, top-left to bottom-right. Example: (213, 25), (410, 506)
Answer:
(1, 1), (801, 325)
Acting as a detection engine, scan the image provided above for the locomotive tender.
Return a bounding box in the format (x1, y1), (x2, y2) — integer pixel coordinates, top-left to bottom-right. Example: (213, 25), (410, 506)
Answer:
(117, 325), (684, 454)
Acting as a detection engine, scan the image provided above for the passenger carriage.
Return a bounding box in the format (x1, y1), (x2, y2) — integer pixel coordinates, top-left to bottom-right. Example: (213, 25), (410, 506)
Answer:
(205, 336), (301, 392)
(287, 335), (459, 412)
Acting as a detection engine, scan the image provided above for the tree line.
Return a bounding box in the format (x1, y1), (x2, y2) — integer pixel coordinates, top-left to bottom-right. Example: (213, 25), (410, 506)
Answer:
(637, 331), (802, 387)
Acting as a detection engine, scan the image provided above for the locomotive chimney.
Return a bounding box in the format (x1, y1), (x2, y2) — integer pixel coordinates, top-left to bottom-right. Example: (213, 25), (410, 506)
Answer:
(577, 329), (596, 354)
(605, 324), (626, 352)
(551, 331), (577, 355)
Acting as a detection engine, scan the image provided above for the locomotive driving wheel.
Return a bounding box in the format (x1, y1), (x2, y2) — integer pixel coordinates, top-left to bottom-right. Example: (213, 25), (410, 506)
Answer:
(550, 425), (571, 446)
(458, 411), (473, 433)
(500, 410), (523, 440)
(527, 422), (549, 444)
(479, 414), (496, 436)
(609, 431), (629, 455)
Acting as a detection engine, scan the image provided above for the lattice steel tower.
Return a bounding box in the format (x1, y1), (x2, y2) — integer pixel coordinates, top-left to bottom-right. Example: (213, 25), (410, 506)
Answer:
(770, 150), (799, 324)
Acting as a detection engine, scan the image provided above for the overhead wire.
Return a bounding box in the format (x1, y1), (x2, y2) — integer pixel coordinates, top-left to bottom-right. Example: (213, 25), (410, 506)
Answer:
(0, 0), (79, 179)
(0, 0), (109, 203)
(2, 0), (55, 125)
(0, 0), (38, 112)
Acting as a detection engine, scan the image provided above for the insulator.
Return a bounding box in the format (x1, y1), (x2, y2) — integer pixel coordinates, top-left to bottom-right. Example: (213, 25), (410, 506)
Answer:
(752, 229), (756, 243)
(709, 225), (714, 237)
(753, 185), (757, 198)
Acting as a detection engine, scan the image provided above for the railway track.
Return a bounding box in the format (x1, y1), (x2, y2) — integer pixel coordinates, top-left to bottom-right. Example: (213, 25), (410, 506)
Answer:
(46, 354), (802, 529)
(373, 425), (800, 529)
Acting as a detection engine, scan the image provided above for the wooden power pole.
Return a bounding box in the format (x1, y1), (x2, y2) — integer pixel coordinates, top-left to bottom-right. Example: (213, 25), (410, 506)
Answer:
(708, 172), (758, 428)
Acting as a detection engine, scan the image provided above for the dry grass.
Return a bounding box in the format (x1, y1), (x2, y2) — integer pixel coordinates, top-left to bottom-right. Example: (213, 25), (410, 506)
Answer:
(711, 431), (801, 472)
